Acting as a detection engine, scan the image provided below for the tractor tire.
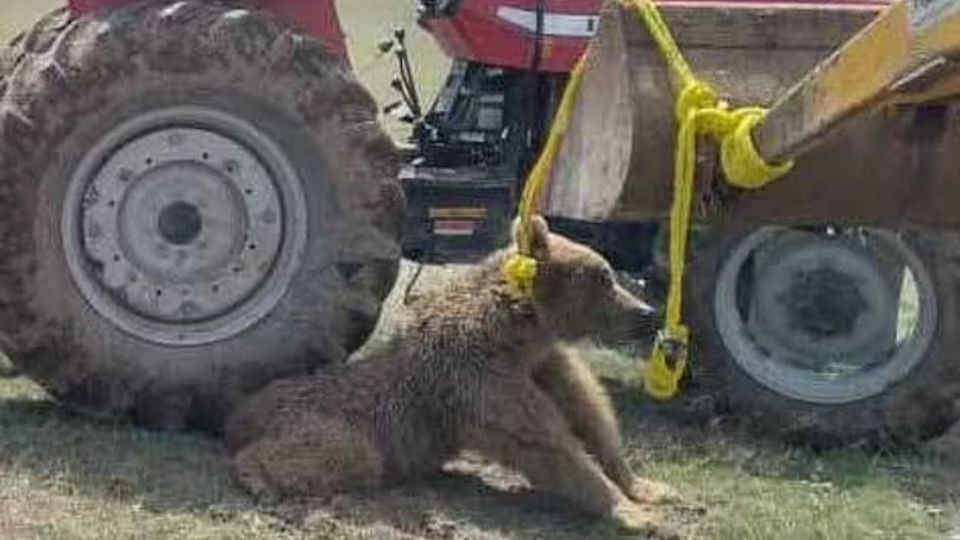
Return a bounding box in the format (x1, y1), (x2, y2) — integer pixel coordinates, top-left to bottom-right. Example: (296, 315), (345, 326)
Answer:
(0, 1), (404, 431)
(686, 225), (960, 447)
(0, 7), (70, 92)
(0, 8), (71, 381)
(0, 6), (78, 384)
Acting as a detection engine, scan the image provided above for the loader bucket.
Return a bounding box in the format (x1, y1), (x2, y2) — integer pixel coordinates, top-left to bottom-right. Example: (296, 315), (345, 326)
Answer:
(546, 2), (636, 222)
(544, 0), (881, 223)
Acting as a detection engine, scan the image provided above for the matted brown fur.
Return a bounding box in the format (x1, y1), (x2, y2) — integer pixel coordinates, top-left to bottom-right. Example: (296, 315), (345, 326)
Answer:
(225, 217), (677, 534)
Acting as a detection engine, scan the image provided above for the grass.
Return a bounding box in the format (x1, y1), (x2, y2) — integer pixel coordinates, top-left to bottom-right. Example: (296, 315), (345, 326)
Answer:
(0, 354), (958, 539)
(0, 263), (957, 539)
(336, 0), (449, 139)
(2, 2), (960, 539)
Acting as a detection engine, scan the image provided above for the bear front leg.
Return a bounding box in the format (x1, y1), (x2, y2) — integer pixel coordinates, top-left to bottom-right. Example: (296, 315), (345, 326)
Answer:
(464, 379), (662, 533)
(534, 345), (678, 504)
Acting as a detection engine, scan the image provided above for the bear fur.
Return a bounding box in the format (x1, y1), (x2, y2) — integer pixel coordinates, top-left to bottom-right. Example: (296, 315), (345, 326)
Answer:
(224, 216), (675, 532)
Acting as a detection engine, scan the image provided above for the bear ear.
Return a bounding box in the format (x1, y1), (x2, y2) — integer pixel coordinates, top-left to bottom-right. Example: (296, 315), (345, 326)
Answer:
(511, 214), (550, 257)
(529, 215), (550, 253)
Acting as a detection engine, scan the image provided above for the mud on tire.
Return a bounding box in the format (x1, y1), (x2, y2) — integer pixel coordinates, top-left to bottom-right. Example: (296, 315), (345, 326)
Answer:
(0, 1), (404, 431)
(686, 225), (960, 447)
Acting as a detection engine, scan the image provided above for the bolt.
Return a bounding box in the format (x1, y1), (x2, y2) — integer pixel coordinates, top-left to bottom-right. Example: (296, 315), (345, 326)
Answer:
(167, 131), (185, 146)
(224, 159), (240, 174)
(118, 169), (134, 183)
(82, 186), (100, 207)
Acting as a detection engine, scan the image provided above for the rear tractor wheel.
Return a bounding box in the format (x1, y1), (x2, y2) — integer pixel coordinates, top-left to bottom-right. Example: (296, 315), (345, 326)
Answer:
(0, 1), (404, 430)
(687, 225), (960, 447)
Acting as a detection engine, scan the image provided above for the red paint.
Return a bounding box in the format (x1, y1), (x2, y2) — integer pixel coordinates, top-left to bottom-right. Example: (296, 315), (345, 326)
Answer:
(67, 0), (349, 64)
(422, 0), (890, 72)
(422, 0), (600, 73)
(68, 0), (891, 74)
(68, 0), (128, 11)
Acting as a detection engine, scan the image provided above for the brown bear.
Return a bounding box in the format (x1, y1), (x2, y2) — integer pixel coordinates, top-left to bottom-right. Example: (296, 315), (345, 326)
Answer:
(224, 216), (675, 533)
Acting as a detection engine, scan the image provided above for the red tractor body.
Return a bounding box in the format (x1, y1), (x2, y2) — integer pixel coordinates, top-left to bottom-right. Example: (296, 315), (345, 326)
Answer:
(419, 0), (888, 72)
(68, 0), (888, 74)
(421, 0), (600, 72)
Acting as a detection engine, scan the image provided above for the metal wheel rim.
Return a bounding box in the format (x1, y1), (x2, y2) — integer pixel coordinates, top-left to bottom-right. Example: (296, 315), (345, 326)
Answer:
(62, 106), (307, 346)
(714, 226), (938, 404)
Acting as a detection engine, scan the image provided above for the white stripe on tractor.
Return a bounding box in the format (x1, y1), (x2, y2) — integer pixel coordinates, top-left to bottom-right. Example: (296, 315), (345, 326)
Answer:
(496, 6), (600, 37)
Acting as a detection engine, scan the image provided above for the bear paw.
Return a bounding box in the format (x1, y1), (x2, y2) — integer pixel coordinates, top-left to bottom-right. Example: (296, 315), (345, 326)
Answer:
(627, 476), (681, 505)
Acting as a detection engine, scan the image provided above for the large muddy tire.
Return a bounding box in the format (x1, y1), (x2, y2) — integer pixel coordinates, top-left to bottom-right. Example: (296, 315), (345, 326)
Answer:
(687, 225), (960, 447)
(0, 8), (70, 90)
(0, 9), (69, 381)
(0, 2), (404, 431)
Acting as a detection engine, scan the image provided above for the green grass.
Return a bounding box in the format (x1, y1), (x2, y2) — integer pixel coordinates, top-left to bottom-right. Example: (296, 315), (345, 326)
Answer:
(0, 366), (957, 539)
(637, 429), (956, 540)
(0, 264), (957, 539)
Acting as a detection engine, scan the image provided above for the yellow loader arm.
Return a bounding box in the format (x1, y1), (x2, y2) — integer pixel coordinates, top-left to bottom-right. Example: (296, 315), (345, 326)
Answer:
(757, 0), (960, 162)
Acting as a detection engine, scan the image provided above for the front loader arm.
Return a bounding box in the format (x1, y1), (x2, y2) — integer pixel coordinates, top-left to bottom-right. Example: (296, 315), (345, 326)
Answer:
(755, 0), (960, 162)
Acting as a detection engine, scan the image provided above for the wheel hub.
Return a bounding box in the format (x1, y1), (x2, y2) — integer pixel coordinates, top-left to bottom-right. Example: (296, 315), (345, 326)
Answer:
(158, 201), (203, 246)
(64, 107), (307, 345)
(781, 267), (867, 340)
(747, 231), (899, 368)
(715, 227), (937, 404)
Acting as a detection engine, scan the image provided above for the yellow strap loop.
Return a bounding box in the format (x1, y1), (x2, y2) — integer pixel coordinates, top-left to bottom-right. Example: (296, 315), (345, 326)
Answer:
(502, 0), (794, 401)
(631, 0), (794, 399)
(502, 253), (539, 297)
(503, 54), (589, 295)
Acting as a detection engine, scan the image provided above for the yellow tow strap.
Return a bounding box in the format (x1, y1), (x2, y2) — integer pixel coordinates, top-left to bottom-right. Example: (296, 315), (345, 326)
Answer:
(503, 55), (588, 296)
(633, 0), (793, 399)
(504, 0), (793, 400)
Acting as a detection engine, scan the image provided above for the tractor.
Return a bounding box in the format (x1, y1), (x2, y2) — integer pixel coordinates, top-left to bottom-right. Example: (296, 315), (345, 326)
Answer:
(2, 0), (960, 447)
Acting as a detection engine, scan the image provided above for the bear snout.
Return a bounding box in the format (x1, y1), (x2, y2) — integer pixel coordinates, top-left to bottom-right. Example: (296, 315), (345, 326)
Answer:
(591, 284), (661, 350)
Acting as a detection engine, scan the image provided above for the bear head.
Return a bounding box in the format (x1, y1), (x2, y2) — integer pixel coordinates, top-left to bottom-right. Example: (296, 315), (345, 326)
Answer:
(511, 216), (661, 348)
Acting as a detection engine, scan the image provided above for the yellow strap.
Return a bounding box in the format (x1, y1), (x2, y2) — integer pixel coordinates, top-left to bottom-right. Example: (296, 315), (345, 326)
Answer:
(631, 0), (794, 399)
(502, 0), (793, 402)
(503, 54), (589, 295)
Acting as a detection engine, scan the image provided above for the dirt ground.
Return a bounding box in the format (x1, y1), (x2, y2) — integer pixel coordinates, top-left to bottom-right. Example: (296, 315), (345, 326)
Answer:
(0, 262), (957, 539)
